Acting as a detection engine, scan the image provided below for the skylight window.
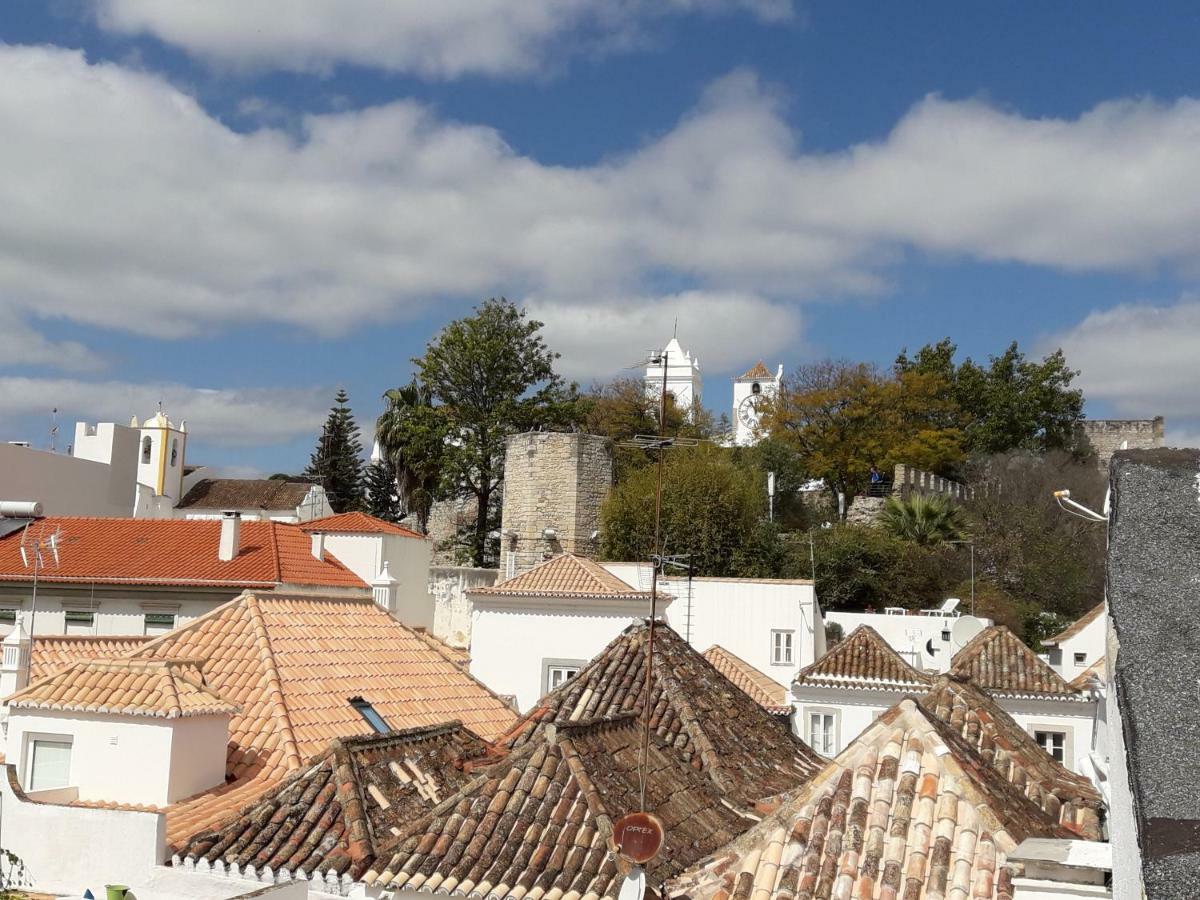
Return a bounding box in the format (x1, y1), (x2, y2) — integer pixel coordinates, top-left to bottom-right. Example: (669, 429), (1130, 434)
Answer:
(349, 696), (390, 734)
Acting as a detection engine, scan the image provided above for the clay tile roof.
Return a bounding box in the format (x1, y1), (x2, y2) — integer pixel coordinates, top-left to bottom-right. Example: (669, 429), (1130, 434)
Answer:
(366, 716), (759, 898)
(470, 553), (655, 599)
(176, 722), (492, 883)
(7, 657), (239, 719)
(1069, 656), (1106, 691)
(918, 675), (1104, 840)
(29, 635), (152, 681)
(89, 590), (521, 849)
(177, 479), (314, 511)
(951, 625), (1080, 697)
(702, 645), (790, 715)
(738, 360), (774, 380)
(666, 698), (1083, 900)
(502, 621), (824, 804)
(0, 517), (366, 589)
(301, 511), (424, 539)
(1042, 603), (1104, 646)
(794, 624), (933, 689)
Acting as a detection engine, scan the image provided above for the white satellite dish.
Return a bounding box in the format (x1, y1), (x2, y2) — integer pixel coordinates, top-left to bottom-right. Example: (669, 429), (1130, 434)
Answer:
(618, 868), (646, 900)
(950, 615), (985, 650)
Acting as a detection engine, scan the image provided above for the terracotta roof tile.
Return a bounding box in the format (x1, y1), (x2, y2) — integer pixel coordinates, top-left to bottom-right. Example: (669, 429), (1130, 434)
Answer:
(60, 591), (522, 848)
(794, 624), (933, 689)
(1042, 603), (1104, 646)
(177, 479), (315, 511)
(0, 517), (366, 589)
(702, 645), (790, 715)
(502, 621), (824, 803)
(302, 511), (424, 539)
(951, 626), (1080, 697)
(29, 635), (152, 681)
(1069, 656), (1106, 691)
(737, 361), (774, 380)
(667, 698), (1082, 900)
(471, 553), (655, 598)
(7, 658), (239, 719)
(918, 675), (1103, 840)
(176, 723), (491, 882)
(367, 717), (758, 898)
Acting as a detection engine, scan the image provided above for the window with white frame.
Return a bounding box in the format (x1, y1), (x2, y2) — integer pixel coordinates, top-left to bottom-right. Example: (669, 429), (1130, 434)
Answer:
(807, 710), (837, 756)
(64, 610), (94, 635)
(144, 612), (176, 636)
(541, 658), (585, 694)
(771, 629), (794, 666)
(27, 737), (72, 791)
(1035, 730), (1066, 763)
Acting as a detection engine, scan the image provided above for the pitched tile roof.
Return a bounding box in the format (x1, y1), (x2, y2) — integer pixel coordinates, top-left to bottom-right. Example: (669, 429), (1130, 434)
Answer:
(0, 517), (367, 589)
(366, 716), (759, 898)
(793, 625), (933, 689)
(1069, 656), (1106, 691)
(702, 645), (790, 715)
(7, 658), (239, 719)
(177, 479), (315, 511)
(738, 361), (774, 380)
(470, 553), (655, 599)
(302, 511), (424, 539)
(84, 591), (519, 848)
(667, 698), (1079, 900)
(918, 675), (1103, 840)
(503, 621), (824, 803)
(1042, 603), (1104, 646)
(29, 635), (152, 681)
(950, 626), (1081, 697)
(175, 722), (491, 882)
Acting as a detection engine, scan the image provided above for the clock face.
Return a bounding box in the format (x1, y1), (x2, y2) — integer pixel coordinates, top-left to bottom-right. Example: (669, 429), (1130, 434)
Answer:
(737, 395), (761, 426)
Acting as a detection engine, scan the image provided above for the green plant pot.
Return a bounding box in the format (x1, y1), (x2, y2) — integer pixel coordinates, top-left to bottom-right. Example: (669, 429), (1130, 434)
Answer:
(105, 885), (129, 900)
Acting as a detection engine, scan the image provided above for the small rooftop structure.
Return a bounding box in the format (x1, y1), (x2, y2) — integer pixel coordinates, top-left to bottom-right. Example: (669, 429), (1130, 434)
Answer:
(794, 624), (933, 690)
(471, 551), (656, 599)
(176, 479), (322, 517)
(950, 625), (1083, 698)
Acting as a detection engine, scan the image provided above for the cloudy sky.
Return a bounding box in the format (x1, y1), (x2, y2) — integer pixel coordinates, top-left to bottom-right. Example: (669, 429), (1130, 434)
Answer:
(2, 3), (1199, 472)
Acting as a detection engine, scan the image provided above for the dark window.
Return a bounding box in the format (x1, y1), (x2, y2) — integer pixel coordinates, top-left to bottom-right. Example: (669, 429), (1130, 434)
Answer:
(0, 609), (15, 624)
(170, 439), (178, 467)
(141, 435), (152, 463)
(350, 696), (390, 734)
(144, 613), (176, 635)
(64, 611), (94, 624)
(1073, 652), (1087, 666)
(1035, 730), (1066, 763)
(751, 382), (762, 395)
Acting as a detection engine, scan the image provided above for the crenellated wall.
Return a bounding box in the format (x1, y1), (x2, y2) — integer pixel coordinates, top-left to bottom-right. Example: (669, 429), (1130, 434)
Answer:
(1076, 417), (1164, 468)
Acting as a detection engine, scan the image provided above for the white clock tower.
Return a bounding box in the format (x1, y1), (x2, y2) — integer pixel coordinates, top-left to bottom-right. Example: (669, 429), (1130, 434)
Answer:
(732, 361), (783, 446)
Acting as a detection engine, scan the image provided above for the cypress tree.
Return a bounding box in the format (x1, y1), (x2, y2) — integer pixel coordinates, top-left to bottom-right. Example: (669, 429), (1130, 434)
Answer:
(304, 388), (365, 513)
(363, 459), (402, 523)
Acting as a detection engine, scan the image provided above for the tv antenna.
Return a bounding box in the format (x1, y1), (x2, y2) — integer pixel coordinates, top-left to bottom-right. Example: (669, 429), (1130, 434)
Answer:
(20, 524), (62, 633)
(48, 407), (59, 453)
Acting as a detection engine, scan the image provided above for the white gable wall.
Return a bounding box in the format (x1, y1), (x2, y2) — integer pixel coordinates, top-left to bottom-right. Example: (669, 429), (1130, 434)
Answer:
(318, 532), (434, 629)
(790, 684), (908, 757)
(1044, 609), (1106, 680)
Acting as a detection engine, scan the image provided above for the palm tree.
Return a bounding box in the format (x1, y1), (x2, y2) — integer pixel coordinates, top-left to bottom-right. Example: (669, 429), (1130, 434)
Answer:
(375, 380), (444, 532)
(879, 493), (967, 546)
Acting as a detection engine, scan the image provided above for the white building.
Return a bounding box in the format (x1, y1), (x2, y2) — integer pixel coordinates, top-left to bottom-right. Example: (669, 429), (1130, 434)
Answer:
(645, 336), (702, 414)
(731, 361), (783, 446)
(825, 599), (990, 672)
(175, 478), (331, 523)
(1041, 603), (1105, 682)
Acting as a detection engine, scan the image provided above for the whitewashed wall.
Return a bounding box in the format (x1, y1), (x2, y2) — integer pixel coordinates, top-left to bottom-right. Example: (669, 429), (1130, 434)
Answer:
(470, 597), (667, 711)
(429, 566), (497, 648)
(321, 532), (433, 628)
(998, 695), (1098, 777)
(790, 685), (909, 757)
(0, 440), (139, 517)
(1044, 609), (1106, 680)
(0, 585), (241, 638)
(6, 707), (228, 806)
(602, 563), (822, 687)
(824, 610), (992, 672)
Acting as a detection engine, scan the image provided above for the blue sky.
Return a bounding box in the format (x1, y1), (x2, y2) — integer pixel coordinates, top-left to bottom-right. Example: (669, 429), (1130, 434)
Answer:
(2, 2), (1199, 474)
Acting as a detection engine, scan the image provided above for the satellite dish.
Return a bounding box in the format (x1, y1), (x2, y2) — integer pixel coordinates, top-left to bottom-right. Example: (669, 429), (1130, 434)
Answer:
(618, 867), (646, 900)
(951, 616), (985, 650)
(614, 812), (665, 865)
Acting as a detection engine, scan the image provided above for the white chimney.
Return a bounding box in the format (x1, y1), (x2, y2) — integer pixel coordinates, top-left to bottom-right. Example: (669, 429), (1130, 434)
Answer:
(311, 531), (325, 561)
(218, 511), (242, 562)
(1, 611), (32, 701)
(372, 561), (398, 611)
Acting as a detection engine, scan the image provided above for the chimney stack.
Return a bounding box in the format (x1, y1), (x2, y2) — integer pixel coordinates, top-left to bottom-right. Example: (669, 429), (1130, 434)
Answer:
(311, 531), (325, 561)
(218, 511), (241, 562)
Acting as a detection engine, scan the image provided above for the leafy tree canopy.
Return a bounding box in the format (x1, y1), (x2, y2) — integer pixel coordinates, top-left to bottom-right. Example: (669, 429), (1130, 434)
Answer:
(375, 379), (446, 531)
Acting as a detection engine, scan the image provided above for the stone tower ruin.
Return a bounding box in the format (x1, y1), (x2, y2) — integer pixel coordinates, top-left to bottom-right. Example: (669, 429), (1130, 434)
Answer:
(499, 432), (614, 577)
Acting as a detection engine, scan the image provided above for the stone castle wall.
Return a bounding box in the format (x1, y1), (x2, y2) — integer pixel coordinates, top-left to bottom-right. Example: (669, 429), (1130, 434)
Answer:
(428, 565), (498, 648)
(500, 432), (614, 575)
(1077, 417), (1165, 467)
(425, 495), (480, 565)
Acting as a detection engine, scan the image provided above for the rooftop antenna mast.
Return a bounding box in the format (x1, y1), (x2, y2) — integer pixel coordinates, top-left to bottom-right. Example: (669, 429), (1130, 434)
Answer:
(19, 523), (61, 635)
(48, 407), (58, 453)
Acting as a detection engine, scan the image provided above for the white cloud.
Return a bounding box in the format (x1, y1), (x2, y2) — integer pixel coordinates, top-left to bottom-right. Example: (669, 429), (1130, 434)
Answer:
(8, 48), (1200, 374)
(1046, 299), (1200, 425)
(92, 0), (794, 78)
(527, 291), (802, 380)
(0, 377), (328, 446)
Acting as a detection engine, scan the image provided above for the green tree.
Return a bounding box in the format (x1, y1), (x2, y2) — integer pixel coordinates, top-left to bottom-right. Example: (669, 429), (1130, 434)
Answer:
(600, 444), (765, 576)
(415, 298), (579, 566)
(375, 379), (446, 531)
(363, 459), (403, 523)
(303, 388), (365, 513)
(763, 361), (963, 515)
(879, 494), (967, 546)
(895, 338), (1084, 457)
